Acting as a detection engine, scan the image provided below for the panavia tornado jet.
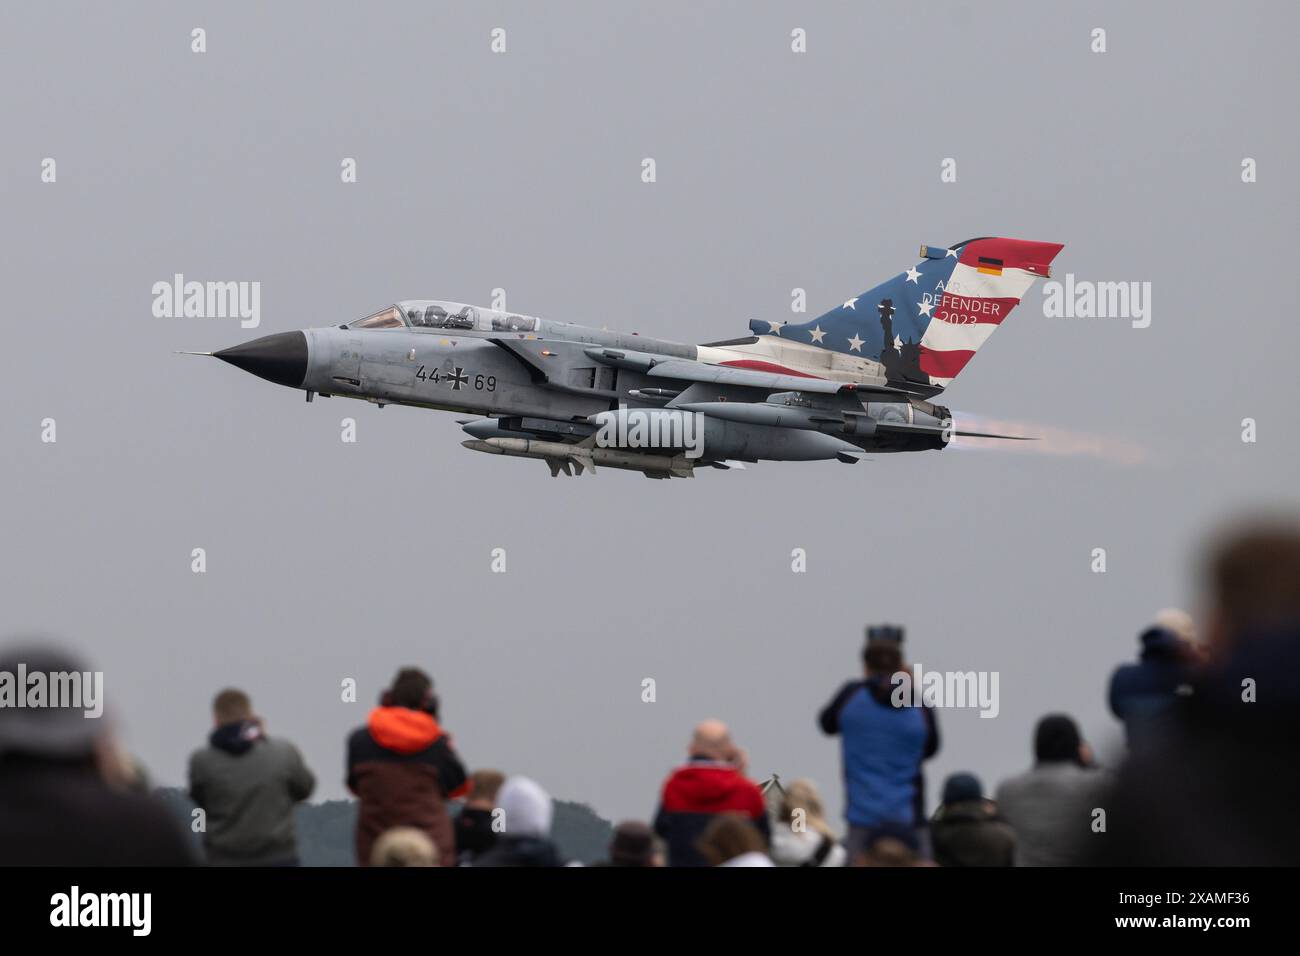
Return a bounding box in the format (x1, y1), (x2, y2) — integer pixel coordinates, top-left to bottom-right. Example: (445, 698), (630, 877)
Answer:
(196, 237), (1063, 478)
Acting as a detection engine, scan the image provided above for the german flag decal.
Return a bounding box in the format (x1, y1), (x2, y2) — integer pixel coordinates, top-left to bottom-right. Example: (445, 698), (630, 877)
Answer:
(977, 256), (1004, 276)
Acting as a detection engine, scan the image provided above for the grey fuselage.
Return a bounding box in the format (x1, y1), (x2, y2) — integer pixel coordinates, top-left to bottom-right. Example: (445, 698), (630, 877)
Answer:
(223, 300), (952, 467)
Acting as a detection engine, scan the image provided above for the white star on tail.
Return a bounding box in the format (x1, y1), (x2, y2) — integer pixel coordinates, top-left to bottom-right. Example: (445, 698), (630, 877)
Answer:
(767, 320), (783, 334)
(808, 325), (826, 343)
(843, 297), (858, 310)
(946, 247), (960, 258)
(905, 266), (922, 284)
(847, 333), (865, 352)
(917, 299), (934, 317)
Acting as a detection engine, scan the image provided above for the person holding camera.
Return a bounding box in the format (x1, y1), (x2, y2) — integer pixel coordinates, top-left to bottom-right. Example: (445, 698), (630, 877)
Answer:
(189, 687), (315, 866)
(346, 667), (468, 867)
(818, 625), (940, 860)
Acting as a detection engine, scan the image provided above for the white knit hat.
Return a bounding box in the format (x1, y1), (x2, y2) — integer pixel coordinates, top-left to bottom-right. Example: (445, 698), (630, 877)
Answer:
(497, 776), (553, 838)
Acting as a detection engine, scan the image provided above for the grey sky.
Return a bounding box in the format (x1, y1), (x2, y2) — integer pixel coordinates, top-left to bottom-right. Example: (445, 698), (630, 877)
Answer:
(2, 1), (1297, 825)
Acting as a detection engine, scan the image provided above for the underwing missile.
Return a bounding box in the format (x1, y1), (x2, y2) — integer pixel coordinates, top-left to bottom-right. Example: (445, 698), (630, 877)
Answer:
(460, 438), (695, 478)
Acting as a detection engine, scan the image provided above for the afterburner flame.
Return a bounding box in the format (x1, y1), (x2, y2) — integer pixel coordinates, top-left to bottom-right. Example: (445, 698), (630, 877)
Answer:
(952, 414), (1148, 466)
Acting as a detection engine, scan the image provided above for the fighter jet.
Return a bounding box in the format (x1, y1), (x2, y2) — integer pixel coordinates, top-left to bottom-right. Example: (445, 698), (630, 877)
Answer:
(198, 237), (1062, 478)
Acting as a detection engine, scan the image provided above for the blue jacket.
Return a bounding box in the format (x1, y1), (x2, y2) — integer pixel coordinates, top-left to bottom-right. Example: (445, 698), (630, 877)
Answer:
(819, 678), (939, 828)
(1108, 628), (1196, 743)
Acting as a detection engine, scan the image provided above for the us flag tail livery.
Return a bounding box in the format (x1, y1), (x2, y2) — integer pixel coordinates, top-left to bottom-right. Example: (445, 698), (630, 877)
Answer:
(203, 235), (1065, 477)
(747, 237), (1064, 393)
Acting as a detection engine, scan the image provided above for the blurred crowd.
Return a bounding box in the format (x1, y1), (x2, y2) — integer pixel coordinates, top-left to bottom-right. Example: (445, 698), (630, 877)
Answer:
(2, 518), (1298, 867)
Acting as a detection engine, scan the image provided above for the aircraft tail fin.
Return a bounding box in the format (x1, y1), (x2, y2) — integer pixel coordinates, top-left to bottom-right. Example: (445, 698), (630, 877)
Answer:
(750, 237), (1064, 391)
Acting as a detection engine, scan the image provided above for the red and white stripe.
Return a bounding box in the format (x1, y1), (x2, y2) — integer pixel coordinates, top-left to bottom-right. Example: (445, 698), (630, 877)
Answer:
(918, 239), (1063, 385)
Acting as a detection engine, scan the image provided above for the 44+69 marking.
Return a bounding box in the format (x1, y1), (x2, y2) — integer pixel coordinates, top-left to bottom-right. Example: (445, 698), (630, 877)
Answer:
(415, 365), (496, 392)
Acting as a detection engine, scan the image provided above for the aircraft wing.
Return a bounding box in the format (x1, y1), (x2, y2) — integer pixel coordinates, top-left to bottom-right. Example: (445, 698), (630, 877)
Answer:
(496, 340), (914, 399)
(644, 358), (911, 397)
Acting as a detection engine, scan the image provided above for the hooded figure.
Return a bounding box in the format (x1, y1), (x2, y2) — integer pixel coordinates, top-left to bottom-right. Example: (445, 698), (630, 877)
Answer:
(346, 668), (468, 866)
(929, 772), (1016, 867)
(189, 688), (315, 866)
(0, 643), (195, 866)
(1091, 522), (1300, 865)
(653, 720), (770, 867)
(1109, 609), (1199, 745)
(472, 776), (565, 867)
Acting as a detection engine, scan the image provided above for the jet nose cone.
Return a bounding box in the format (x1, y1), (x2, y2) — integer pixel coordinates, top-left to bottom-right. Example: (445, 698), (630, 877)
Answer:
(214, 331), (308, 389)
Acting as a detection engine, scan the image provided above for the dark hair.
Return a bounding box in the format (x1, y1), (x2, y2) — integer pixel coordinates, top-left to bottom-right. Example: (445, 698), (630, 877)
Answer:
(1034, 713), (1083, 765)
(863, 642), (903, 675)
(388, 668), (433, 710)
(1208, 521), (1300, 636)
(212, 688), (252, 724)
(609, 821), (655, 867)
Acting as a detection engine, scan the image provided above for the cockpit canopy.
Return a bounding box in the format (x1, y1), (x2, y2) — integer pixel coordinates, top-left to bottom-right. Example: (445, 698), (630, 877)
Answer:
(347, 301), (539, 334)
(348, 306), (405, 330)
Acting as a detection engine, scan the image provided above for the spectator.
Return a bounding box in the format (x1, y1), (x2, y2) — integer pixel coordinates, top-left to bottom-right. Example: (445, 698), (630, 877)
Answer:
(653, 719), (769, 867)
(454, 768), (505, 863)
(0, 644), (196, 866)
(818, 625), (939, 857)
(995, 714), (1107, 866)
(188, 688), (315, 866)
(472, 776), (565, 866)
(769, 778), (847, 867)
(1094, 519), (1300, 865)
(1108, 608), (1200, 745)
(597, 820), (661, 867)
(371, 826), (438, 867)
(347, 667), (468, 867)
(929, 772), (1015, 867)
(854, 820), (927, 867)
(697, 813), (774, 867)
